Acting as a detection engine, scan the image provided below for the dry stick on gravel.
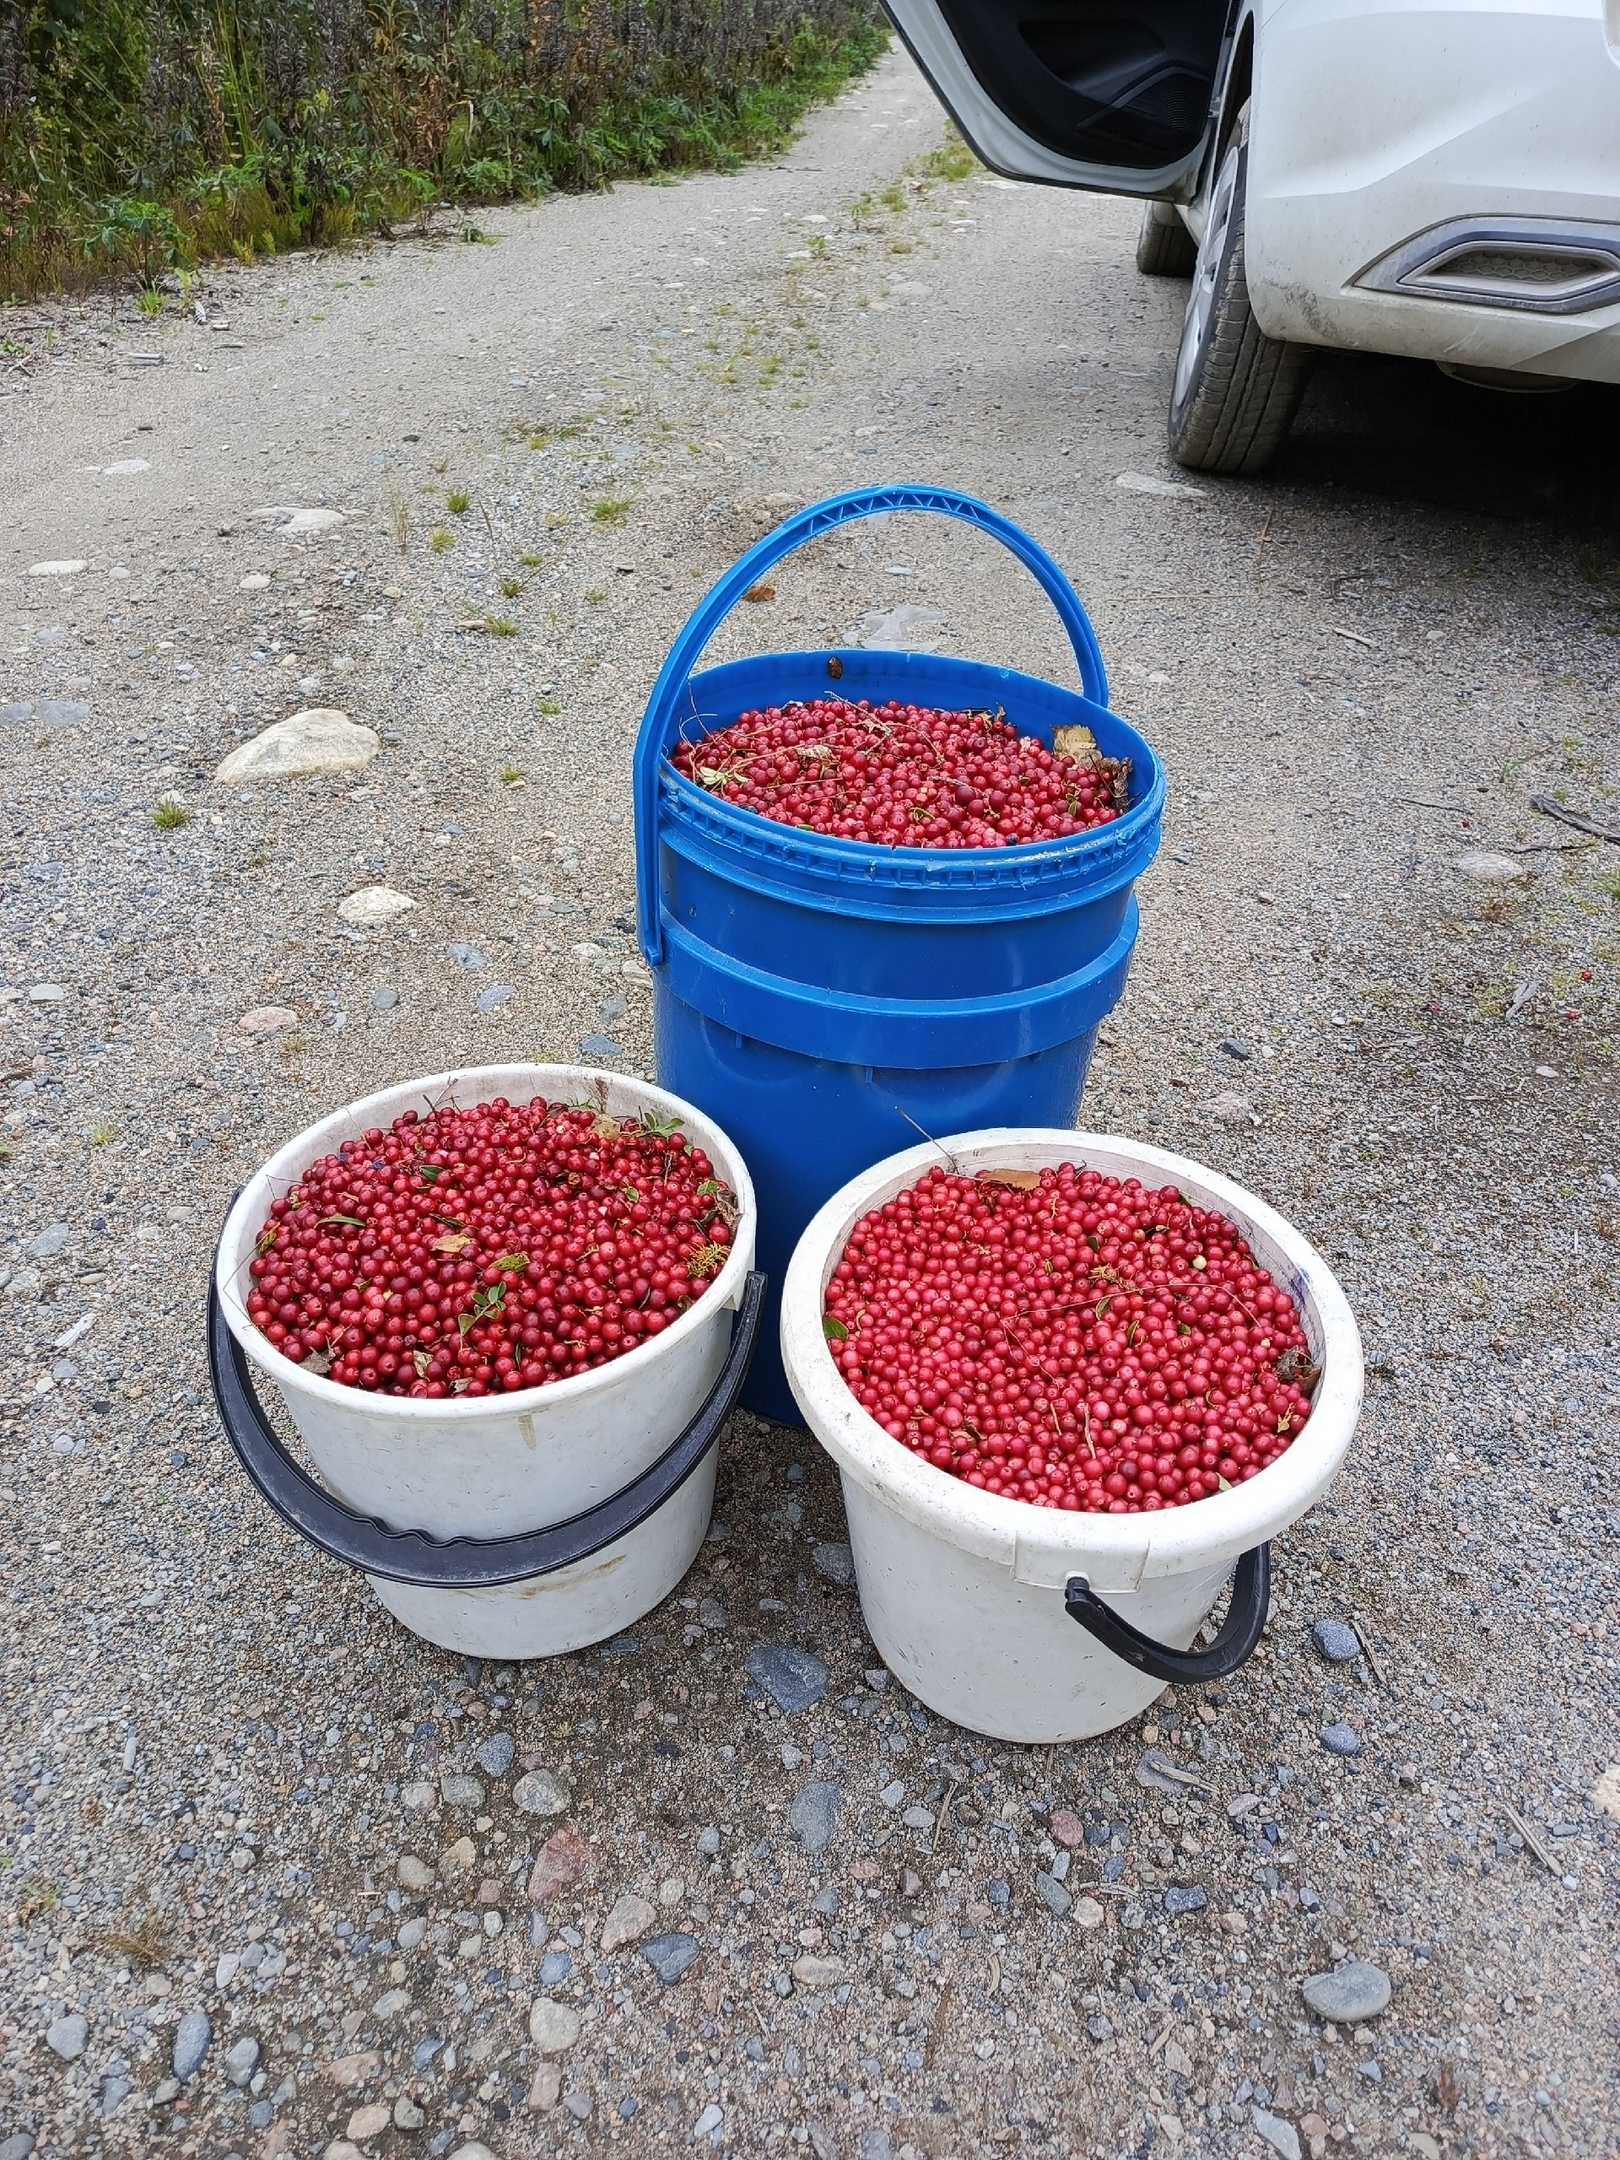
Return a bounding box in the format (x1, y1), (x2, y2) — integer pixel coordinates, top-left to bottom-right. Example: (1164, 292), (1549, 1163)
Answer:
(1501, 1801), (1562, 1878)
(923, 1976), (956, 2070)
(1394, 796), (1468, 814)
(1530, 792), (1620, 844)
(1253, 505), (1275, 593)
(1350, 1611), (1387, 1686)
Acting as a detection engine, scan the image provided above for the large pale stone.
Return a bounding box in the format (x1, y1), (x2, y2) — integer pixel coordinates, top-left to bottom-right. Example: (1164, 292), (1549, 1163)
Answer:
(215, 708), (378, 785)
(254, 505), (348, 536)
(599, 1892), (656, 1952)
(528, 1998), (581, 2053)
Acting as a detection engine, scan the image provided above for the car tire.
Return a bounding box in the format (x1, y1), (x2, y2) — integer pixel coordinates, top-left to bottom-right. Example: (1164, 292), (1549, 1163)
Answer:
(1167, 108), (1312, 475)
(1136, 201), (1197, 277)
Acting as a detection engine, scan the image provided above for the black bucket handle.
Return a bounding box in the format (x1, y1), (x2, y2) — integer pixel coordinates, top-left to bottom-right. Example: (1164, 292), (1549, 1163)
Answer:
(1064, 1542), (1271, 1685)
(207, 1269), (766, 1590)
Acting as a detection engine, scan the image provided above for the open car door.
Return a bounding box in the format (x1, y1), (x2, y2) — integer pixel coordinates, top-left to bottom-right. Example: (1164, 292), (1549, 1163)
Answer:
(883, 0), (1231, 198)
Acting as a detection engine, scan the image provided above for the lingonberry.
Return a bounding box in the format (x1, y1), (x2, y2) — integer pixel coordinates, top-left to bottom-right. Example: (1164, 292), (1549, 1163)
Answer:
(246, 1098), (738, 1397)
(671, 698), (1128, 848)
(822, 1162), (1318, 1514)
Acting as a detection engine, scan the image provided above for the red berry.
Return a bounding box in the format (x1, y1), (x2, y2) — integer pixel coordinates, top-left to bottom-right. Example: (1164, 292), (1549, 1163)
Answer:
(671, 698), (1128, 849)
(248, 1099), (738, 1398)
(822, 1162), (1317, 1515)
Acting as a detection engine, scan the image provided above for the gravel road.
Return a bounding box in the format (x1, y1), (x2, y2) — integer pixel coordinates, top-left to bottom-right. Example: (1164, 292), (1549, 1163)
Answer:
(2, 39), (1617, 2160)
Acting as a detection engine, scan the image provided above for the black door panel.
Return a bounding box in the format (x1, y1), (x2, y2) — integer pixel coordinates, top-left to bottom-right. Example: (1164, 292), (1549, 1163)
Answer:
(932, 0), (1226, 170)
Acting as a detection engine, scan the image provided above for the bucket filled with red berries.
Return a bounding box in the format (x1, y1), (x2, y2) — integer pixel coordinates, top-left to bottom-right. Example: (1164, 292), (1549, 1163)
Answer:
(780, 1130), (1361, 1742)
(209, 1065), (761, 1660)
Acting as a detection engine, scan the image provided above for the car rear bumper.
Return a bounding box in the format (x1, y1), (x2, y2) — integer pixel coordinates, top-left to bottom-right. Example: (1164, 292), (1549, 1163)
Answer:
(1244, 0), (1620, 381)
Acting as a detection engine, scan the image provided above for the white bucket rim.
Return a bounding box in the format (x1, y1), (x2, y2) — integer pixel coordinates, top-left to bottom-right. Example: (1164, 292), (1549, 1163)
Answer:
(781, 1127), (1363, 1589)
(216, 1063), (758, 1421)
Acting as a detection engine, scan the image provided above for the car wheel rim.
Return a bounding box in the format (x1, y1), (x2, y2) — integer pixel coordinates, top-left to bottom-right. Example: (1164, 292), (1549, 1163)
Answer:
(1174, 139), (1243, 409)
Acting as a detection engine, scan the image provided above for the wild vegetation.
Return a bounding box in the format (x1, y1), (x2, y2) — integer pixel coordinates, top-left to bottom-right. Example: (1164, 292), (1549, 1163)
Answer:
(0, 0), (886, 300)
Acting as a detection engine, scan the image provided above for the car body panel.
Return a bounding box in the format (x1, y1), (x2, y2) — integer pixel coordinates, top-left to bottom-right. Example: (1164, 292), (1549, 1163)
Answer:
(1244, 0), (1620, 377)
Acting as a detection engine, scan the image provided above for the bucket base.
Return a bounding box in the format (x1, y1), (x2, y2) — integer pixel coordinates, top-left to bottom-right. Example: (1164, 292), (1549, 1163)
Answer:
(842, 1475), (1227, 1742)
(655, 991), (1100, 1423)
(365, 1452), (717, 1660)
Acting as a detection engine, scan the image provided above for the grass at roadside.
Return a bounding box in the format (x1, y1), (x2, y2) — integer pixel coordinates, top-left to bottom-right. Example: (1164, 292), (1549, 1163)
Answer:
(1, 3), (889, 304)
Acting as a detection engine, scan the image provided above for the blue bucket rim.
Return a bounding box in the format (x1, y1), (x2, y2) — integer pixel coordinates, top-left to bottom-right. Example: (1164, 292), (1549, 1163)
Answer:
(653, 648), (1166, 875)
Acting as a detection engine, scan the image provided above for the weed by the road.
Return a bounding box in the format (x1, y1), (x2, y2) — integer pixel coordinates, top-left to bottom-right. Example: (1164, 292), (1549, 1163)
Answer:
(916, 127), (980, 184)
(484, 615), (518, 637)
(385, 480), (409, 552)
(430, 528), (453, 553)
(151, 800), (192, 830)
(447, 489), (470, 514)
(16, 1879), (58, 1925)
(519, 552), (543, 568)
(499, 575), (523, 598)
(592, 498), (631, 526)
(99, 1907), (170, 1970)
(499, 764), (525, 785)
(89, 1119), (117, 1145)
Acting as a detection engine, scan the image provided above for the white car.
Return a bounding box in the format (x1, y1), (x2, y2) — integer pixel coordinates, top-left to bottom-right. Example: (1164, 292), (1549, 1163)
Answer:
(883, 0), (1620, 470)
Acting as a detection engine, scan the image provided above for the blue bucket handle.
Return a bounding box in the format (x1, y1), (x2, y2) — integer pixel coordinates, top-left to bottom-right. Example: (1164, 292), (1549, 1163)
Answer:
(634, 483), (1110, 966)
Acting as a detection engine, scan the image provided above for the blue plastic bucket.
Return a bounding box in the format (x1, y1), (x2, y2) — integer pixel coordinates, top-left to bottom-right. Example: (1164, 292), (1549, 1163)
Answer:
(634, 484), (1165, 1419)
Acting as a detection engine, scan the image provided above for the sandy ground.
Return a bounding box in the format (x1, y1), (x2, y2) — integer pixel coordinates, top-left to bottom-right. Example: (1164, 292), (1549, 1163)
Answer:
(1, 39), (1617, 2160)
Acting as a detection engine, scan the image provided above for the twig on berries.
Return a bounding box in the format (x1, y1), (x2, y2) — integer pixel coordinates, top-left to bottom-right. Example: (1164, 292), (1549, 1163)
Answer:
(891, 1107), (962, 1175)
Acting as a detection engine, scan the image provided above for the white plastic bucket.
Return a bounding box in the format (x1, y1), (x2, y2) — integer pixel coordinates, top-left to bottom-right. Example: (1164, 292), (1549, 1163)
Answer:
(212, 1065), (757, 1659)
(780, 1129), (1362, 1742)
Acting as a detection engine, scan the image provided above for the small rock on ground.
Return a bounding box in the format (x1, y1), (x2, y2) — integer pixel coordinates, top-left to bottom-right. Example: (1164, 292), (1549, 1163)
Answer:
(214, 707), (378, 784)
(1302, 1961), (1392, 2022)
(1312, 1618), (1361, 1662)
(745, 1644), (830, 1713)
(789, 1780), (840, 1855)
(640, 1932), (701, 1985)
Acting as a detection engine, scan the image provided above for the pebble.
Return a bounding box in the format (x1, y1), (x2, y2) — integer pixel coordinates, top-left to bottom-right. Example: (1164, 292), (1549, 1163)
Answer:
(1219, 1037), (1253, 1060)
(337, 885), (416, 927)
(371, 985), (400, 1011)
(397, 1855), (436, 1892)
(172, 2008), (212, 2082)
(476, 984), (515, 1012)
(528, 1825), (593, 1902)
(214, 707), (379, 784)
(239, 572), (271, 591)
(640, 1932), (701, 1985)
(696, 1827), (722, 1855)
(346, 2101), (390, 2138)
(1049, 1808), (1086, 1848)
(1071, 1896), (1106, 1931)
(441, 1772), (486, 1809)
(693, 2102), (724, 2138)
(439, 1836), (477, 1877)
(236, 1004), (301, 1036)
(790, 1954), (846, 1988)
(528, 2063), (562, 2111)
(1320, 1721), (1362, 1756)
(252, 503), (348, 535)
(1208, 1090), (1258, 1127)
(1452, 850), (1527, 884)
(811, 1540), (856, 1587)
(513, 1768), (571, 1817)
(600, 1891), (656, 1950)
(0, 2142), (34, 2160)
(540, 1951), (573, 1986)
(745, 1643), (830, 1713)
(446, 941), (486, 970)
(329, 2052), (382, 2088)
(1136, 1747), (1203, 1798)
(1035, 1872), (1071, 1917)
(45, 2013), (87, 2061)
(28, 1224), (73, 1260)
(1312, 1618), (1361, 1663)
(474, 1732), (515, 1778)
(579, 1031), (625, 1058)
(394, 2096), (426, 2130)
(397, 1916), (427, 1950)
(1163, 1885), (1208, 1915)
(529, 1998), (582, 2054)
(28, 559), (87, 576)
(400, 1779), (437, 1812)
(1251, 2108), (1301, 2160)
(224, 2036), (261, 2086)
(373, 1988), (411, 2017)
(1302, 1961), (1391, 2022)
(789, 1780), (840, 1855)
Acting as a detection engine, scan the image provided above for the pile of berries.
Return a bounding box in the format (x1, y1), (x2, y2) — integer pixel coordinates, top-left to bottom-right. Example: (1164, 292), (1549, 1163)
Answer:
(245, 1097), (738, 1397)
(822, 1161), (1318, 1513)
(670, 697), (1127, 847)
